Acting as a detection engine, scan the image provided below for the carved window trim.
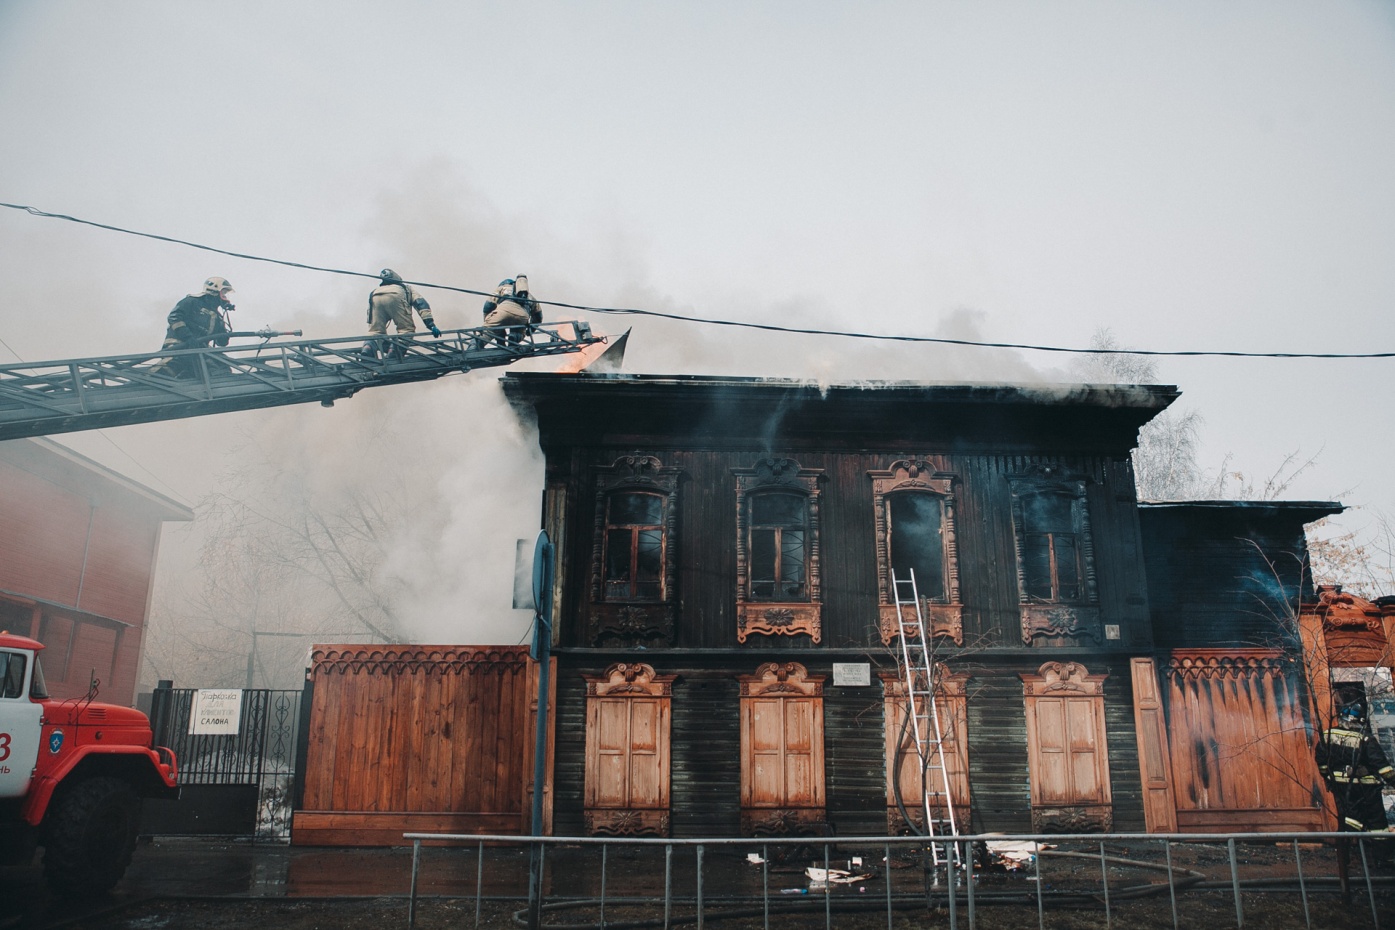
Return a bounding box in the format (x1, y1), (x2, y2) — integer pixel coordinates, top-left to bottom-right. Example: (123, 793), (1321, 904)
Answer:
(738, 662), (827, 835)
(734, 458), (823, 643)
(588, 455), (682, 646)
(1007, 467), (1100, 645)
(1020, 661), (1113, 832)
(583, 662), (676, 837)
(869, 459), (963, 646)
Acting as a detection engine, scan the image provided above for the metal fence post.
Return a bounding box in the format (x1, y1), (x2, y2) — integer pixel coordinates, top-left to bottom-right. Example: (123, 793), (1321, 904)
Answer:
(964, 839), (975, 930)
(1227, 838), (1243, 928)
(824, 843), (832, 930)
(695, 844), (705, 930)
(664, 843), (673, 930)
(1292, 838), (1309, 930)
(885, 842), (893, 930)
(408, 839), (420, 930)
(762, 844), (769, 930)
(1033, 841), (1045, 930)
(599, 843), (608, 929)
(1359, 839), (1380, 930)
(475, 840), (484, 929)
(1164, 840), (1179, 930)
(1099, 840), (1111, 930)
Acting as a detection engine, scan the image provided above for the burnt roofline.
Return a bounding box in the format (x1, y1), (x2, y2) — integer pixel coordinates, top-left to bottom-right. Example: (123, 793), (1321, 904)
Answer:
(502, 372), (1180, 411)
(1139, 500), (1344, 516)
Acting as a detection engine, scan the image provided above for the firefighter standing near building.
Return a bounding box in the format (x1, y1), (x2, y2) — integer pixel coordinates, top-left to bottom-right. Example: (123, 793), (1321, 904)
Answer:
(360, 268), (441, 357)
(153, 276), (235, 378)
(1316, 696), (1395, 860)
(480, 275), (541, 343)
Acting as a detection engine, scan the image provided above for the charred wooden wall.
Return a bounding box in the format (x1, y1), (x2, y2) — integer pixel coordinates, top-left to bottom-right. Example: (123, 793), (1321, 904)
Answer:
(555, 449), (1153, 652)
(1139, 502), (1340, 650)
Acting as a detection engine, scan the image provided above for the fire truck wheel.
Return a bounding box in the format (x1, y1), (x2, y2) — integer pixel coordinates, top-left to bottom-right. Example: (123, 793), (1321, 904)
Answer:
(42, 776), (142, 894)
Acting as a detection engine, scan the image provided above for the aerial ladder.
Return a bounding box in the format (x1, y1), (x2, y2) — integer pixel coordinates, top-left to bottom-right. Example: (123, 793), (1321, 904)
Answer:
(891, 569), (962, 878)
(0, 322), (605, 441)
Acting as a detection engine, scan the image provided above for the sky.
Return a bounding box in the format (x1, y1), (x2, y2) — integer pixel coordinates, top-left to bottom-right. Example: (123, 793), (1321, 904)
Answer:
(2, 2), (1394, 658)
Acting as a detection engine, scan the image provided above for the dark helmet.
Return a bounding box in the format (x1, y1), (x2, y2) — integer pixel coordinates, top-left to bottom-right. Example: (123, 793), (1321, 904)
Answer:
(379, 268), (404, 285)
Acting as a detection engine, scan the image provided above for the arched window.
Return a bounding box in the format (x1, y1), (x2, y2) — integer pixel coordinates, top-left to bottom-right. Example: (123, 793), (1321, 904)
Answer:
(734, 458), (823, 643)
(869, 460), (961, 646)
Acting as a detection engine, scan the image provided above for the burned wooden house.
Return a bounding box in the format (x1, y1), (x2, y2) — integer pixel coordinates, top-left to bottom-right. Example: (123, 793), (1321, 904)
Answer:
(496, 372), (1344, 838)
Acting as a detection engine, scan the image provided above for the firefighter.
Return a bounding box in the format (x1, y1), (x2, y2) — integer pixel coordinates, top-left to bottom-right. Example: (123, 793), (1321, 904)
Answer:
(152, 276), (235, 378)
(480, 275), (541, 342)
(360, 268), (440, 357)
(1316, 697), (1395, 858)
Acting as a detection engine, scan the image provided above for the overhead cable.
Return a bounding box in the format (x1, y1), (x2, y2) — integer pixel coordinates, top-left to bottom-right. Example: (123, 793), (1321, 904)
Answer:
(4, 200), (1392, 360)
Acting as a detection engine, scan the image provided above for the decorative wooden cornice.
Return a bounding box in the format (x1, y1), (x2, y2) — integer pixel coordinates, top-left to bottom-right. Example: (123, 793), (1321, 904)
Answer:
(584, 662), (676, 697)
(738, 661), (824, 697)
(309, 645), (531, 677)
(880, 666), (970, 699)
(1306, 585), (1385, 634)
(1165, 648), (1290, 682)
(1020, 660), (1108, 696)
(1020, 605), (1102, 645)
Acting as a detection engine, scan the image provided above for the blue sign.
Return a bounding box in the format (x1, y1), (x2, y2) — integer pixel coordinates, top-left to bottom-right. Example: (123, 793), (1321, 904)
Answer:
(48, 730), (64, 754)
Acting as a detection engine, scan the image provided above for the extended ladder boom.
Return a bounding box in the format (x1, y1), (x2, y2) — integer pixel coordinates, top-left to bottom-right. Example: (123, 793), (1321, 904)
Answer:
(0, 322), (604, 440)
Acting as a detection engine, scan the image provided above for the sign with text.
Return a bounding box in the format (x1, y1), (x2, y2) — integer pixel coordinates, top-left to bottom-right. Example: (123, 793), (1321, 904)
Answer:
(189, 689), (243, 735)
(832, 663), (871, 687)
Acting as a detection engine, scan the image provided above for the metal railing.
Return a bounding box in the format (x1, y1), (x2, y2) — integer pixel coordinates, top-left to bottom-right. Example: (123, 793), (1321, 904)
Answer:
(403, 829), (1395, 930)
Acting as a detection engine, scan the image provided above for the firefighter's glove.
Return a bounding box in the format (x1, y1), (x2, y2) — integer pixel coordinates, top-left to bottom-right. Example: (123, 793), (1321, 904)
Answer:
(428, 323), (443, 338)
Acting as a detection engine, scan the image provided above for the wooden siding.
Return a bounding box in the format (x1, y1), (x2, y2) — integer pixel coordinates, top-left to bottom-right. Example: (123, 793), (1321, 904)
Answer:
(293, 645), (552, 846)
(557, 450), (1152, 653)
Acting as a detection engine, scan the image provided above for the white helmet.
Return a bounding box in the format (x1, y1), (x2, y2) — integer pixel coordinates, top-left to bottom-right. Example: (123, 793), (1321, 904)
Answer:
(201, 276), (234, 296)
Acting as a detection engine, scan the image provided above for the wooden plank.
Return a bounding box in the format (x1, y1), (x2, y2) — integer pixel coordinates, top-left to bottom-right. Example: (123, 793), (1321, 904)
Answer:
(1129, 657), (1178, 832)
(291, 810), (526, 847)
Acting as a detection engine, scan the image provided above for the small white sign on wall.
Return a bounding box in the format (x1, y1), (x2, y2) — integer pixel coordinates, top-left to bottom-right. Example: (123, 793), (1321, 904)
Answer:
(189, 689), (243, 735)
(832, 663), (871, 687)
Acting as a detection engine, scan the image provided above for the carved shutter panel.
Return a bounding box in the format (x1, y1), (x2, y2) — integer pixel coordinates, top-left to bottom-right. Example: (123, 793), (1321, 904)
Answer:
(739, 662), (826, 835)
(1021, 661), (1113, 832)
(583, 663), (674, 836)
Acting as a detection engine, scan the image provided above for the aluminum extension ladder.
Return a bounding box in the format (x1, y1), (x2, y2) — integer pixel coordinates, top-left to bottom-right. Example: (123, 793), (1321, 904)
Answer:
(891, 569), (960, 869)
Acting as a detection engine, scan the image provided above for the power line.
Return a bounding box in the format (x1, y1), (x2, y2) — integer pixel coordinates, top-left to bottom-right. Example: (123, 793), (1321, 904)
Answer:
(5, 200), (1393, 361)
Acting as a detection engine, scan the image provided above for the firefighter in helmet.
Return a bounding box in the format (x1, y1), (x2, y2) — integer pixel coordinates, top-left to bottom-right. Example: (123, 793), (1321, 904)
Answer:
(153, 277), (235, 378)
(360, 268), (441, 357)
(1316, 692), (1395, 848)
(480, 275), (541, 342)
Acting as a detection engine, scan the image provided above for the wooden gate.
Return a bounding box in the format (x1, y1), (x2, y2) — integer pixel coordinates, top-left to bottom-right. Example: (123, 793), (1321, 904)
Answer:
(291, 645), (554, 846)
(1163, 649), (1324, 832)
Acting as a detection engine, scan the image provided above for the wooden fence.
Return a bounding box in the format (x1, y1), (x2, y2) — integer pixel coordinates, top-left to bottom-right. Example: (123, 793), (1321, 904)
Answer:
(291, 644), (554, 846)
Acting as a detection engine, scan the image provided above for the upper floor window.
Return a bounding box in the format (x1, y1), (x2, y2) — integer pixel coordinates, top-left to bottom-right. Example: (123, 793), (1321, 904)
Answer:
(1020, 490), (1082, 603)
(869, 459), (962, 646)
(604, 491), (666, 602)
(1008, 467), (1101, 644)
(588, 455), (683, 646)
(735, 458), (824, 643)
(887, 491), (946, 602)
(748, 490), (809, 601)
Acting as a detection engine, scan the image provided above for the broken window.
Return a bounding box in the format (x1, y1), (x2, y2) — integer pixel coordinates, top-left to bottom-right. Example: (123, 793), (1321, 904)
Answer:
(1008, 468), (1100, 644)
(603, 491), (666, 602)
(1021, 490), (1081, 603)
(868, 460), (962, 646)
(888, 491), (946, 601)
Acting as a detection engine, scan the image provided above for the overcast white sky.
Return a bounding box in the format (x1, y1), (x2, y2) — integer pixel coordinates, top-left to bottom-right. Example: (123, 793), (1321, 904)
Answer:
(2, 2), (1394, 629)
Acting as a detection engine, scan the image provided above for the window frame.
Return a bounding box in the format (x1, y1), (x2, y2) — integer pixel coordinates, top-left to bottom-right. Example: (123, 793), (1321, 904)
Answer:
(1007, 468), (1101, 645)
(869, 460), (962, 646)
(588, 455), (683, 646)
(734, 458), (824, 644)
